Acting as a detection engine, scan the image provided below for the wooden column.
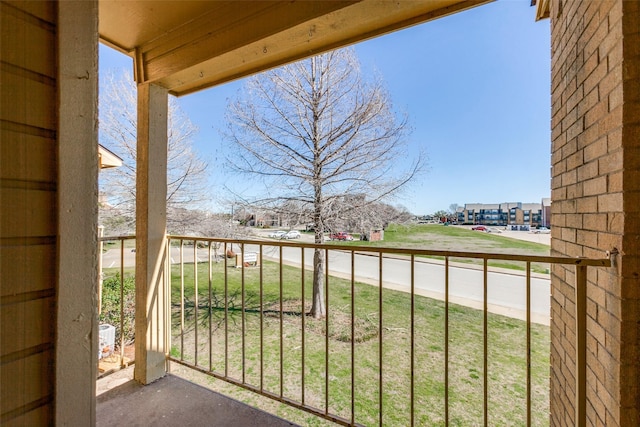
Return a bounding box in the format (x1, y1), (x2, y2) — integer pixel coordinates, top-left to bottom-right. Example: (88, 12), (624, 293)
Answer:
(134, 83), (169, 384)
(56, 0), (99, 424)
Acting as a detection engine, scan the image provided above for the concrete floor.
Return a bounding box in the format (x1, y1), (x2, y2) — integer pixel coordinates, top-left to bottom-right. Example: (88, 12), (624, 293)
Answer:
(97, 371), (299, 427)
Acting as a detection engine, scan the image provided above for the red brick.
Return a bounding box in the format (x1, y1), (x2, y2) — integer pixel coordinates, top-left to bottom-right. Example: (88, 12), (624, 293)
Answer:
(562, 227), (577, 243)
(583, 18), (609, 60)
(577, 51), (600, 86)
(578, 125), (604, 151)
(597, 193), (623, 212)
(608, 81), (623, 111)
(607, 39), (624, 72)
(584, 176), (608, 196)
(607, 211), (624, 233)
(563, 169), (578, 186)
(599, 64), (623, 98)
(577, 195), (598, 212)
(598, 18), (623, 60)
(567, 182), (583, 199)
(584, 56), (608, 93)
(608, 171), (622, 192)
(607, 126), (623, 151)
(578, 229), (599, 248)
(567, 149), (584, 170)
(599, 103), (623, 135)
(598, 150), (622, 174)
(566, 117), (585, 141)
(598, 231), (622, 251)
(584, 98), (608, 128)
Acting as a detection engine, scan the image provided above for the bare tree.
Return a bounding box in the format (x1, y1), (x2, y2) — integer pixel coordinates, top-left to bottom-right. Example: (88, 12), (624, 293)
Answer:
(99, 69), (209, 232)
(224, 48), (424, 318)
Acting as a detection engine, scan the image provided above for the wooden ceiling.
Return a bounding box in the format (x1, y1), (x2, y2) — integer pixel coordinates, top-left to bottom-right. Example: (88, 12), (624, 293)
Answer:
(99, 0), (492, 96)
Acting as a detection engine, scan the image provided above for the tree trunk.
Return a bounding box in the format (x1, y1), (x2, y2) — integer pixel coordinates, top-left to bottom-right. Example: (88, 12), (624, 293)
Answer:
(310, 247), (325, 318)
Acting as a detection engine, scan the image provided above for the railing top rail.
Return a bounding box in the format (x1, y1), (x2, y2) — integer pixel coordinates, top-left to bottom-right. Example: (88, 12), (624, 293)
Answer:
(166, 234), (611, 268)
(98, 235), (136, 242)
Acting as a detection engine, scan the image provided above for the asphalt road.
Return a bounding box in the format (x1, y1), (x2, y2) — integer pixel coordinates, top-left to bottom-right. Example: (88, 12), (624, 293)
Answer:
(101, 237), (550, 325)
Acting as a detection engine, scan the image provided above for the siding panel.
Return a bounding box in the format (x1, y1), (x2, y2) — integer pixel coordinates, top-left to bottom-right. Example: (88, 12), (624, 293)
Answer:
(2, 0), (55, 23)
(0, 244), (56, 297)
(1, 8), (56, 78)
(1, 350), (54, 417)
(0, 188), (56, 238)
(0, 71), (56, 131)
(0, 0), (57, 424)
(0, 129), (56, 183)
(0, 297), (55, 357)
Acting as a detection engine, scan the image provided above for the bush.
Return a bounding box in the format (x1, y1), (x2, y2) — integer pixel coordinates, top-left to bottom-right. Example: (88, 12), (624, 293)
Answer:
(100, 273), (135, 347)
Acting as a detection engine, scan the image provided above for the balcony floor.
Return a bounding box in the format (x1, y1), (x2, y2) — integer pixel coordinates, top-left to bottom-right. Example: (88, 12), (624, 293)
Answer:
(97, 368), (299, 427)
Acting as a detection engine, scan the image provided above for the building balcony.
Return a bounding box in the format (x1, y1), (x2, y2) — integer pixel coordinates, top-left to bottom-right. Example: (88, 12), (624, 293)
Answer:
(97, 234), (609, 426)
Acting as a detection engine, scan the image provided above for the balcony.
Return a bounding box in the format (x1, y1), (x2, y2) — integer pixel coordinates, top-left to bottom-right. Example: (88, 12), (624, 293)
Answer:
(97, 234), (609, 426)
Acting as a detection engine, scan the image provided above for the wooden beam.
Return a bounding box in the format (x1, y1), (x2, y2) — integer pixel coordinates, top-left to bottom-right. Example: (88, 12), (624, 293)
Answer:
(134, 0), (491, 95)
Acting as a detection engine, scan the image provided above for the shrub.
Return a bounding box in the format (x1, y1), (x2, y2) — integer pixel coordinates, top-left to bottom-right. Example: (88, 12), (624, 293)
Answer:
(100, 273), (135, 347)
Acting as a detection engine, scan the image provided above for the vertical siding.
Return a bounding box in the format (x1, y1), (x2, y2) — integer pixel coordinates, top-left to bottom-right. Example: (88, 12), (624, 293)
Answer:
(0, 1), (57, 424)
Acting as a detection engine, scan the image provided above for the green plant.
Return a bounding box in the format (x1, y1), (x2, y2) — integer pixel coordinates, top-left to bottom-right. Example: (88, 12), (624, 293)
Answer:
(100, 273), (135, 346)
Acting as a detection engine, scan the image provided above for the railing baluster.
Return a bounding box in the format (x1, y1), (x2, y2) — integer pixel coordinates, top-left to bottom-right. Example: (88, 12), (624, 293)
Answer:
(260, 244), (264, 392)
(241, 242), (246, 384)
(483, 258), (488, 427)
(576, 265), (587, 427)
(208, 241), (213, 372)
(410, 254), (415, 427)
(482, 258), (489, 427)
(180, 239), (185, 361)
(120, 238), (125, 368)
(351, 250), (356, 427)
(445, 256), (449, 427)
(325, 247), (330, 416)
(166, 237), (171, 366)
(301, 246), (306, 406)
(279, 244), (284, 398)
(194, 242), (198, 366)
(378, 251), (383, 427)
(526, 261), (532, 426)
(224, 242), (228, 378)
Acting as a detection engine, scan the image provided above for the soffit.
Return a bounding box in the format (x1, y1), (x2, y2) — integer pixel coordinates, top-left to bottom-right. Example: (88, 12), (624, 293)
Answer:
(99, 0), (492, 96)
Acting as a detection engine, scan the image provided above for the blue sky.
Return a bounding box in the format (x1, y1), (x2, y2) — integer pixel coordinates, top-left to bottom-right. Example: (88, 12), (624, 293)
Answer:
(99, 0), (550, 215)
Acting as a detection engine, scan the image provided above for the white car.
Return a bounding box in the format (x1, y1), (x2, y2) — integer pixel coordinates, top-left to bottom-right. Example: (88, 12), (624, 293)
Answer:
(283, 230), (301, 239)
(533, 227), (551, 234)
(268, 230), (286, 238)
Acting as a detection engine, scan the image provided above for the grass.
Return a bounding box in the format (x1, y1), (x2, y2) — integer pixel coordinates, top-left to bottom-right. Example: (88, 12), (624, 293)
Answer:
(170, 259), (550, 427)
(326, 224), (551, 273)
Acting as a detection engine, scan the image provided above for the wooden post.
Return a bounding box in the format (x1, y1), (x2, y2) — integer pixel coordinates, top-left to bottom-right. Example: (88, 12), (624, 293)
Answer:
(57, 1), (99, 424)
(134, 83), (169, 384)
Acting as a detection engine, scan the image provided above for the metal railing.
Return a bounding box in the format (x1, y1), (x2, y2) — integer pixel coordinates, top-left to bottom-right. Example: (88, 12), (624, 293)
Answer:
(98, 235), (136, 375)
(164, 235), (610, 427)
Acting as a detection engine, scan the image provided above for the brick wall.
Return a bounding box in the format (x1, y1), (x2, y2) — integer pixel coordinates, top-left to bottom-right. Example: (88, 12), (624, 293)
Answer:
(550, 0), (639, 425)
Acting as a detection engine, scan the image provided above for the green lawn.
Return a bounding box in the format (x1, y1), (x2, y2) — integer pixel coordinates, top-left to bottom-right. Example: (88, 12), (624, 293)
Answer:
(325, 224), (551, 273)
(170, 259), (549, 427)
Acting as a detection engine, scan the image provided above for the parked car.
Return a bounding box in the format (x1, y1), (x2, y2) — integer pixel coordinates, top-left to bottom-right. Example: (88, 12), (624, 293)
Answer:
(283, 230), (301, 239)
(268, 230), (286, 238)
(533, 227), (551, 234)
(330, 232), (354, 241)
(471, 225), (487, 231)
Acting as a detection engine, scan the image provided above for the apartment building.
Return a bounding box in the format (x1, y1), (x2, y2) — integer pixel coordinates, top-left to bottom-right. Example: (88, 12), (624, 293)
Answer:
(457, 200), (551, 228)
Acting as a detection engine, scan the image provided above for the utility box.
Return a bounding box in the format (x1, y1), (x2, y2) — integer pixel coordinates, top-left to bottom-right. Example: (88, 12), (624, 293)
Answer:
(99, 324), (115, 359)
